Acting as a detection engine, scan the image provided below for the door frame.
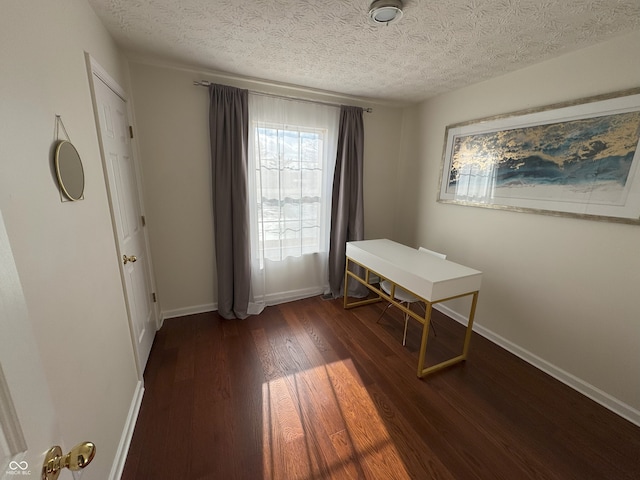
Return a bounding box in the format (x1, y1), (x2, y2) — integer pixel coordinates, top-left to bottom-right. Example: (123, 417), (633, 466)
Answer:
(85, 53), (160, 378)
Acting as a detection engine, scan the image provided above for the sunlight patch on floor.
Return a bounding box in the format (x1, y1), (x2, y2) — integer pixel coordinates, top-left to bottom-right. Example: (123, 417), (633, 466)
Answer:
(262, 358), (410, 479)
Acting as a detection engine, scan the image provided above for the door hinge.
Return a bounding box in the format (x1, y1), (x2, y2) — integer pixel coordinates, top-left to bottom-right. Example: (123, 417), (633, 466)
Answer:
(152, 292), (157, 303)
(129, 125), (134, 138)
(141, 215), (146, 226)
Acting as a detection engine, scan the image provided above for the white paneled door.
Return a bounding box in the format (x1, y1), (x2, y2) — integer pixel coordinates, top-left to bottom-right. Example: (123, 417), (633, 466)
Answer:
(89, 59), (157, 375)
(0, 210), (61, 479)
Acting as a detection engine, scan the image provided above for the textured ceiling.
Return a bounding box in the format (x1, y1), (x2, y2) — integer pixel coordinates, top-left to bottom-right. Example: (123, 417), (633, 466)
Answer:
(87, 0), (640, 104)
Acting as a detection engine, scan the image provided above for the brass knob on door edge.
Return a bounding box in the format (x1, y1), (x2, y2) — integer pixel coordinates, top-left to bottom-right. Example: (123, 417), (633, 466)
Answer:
(42, 442), (96, 480)
(123, 254), (137, 264)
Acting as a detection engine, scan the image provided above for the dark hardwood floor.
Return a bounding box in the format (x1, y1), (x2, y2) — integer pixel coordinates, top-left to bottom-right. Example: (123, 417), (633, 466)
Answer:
(121, 296), (640, 479)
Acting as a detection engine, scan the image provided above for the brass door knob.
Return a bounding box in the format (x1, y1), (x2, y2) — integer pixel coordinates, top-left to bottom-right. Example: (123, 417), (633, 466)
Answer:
(42, 442), (96, 480)
(122, 254), (137, 264)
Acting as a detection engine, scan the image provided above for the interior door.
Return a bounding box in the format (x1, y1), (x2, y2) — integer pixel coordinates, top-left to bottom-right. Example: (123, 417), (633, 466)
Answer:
(0, 210), (62, 479)
(88, 60), (157, 375)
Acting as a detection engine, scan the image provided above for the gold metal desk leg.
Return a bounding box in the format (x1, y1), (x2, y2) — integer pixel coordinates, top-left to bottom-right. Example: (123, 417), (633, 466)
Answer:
(343, 258), (350, 308)
(462, 291), (479, 359)
(418, 291), (480, 377)
(416, 302), (433, 377)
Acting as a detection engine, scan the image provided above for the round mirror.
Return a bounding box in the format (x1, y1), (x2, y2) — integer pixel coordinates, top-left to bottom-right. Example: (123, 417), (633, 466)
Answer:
(54, 140), (85, 201)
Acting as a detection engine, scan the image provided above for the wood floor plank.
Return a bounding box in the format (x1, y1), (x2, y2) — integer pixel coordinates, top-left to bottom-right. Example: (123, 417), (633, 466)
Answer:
(332, 329), (491, 479)
(294, 366), (357, 478)
(462, 336), (640, 479)
(255, 312), (334, 479)
(364, 382), (457, 480)
(121, 296), (640, 480)
(223, 327), (266, 479)
(337, 367), (414, 478)
(327, 429), (366, 479)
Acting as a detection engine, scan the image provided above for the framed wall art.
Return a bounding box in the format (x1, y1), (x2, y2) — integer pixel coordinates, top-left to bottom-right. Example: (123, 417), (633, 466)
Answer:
(438, 88), (640, 224)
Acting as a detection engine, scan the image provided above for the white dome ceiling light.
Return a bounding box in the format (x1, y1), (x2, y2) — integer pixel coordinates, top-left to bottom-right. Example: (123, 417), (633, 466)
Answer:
(368, 0), (404, 26)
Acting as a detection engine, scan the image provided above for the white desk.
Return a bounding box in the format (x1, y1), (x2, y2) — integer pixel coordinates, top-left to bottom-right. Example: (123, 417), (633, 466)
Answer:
(344, 239), (482, 377)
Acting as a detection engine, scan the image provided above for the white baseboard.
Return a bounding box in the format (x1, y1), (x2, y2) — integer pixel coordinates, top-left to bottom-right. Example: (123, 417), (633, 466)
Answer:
(434, 304), (640, 427)
(161, 303), (218, 324)
(109, 380), (144, 480)
(160, 287), (327, 322)
(264, 286), (326, 306)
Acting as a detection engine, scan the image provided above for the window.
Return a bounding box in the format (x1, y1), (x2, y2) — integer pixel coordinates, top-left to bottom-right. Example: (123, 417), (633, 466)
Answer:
(253, 124), (327, 261)
(248, 95), (339, 268)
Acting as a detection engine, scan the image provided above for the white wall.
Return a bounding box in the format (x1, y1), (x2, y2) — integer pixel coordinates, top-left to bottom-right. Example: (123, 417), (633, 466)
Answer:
(0, 1), (139, 478)
(126, 60), (404, 317)
(396, 30), (640, 422)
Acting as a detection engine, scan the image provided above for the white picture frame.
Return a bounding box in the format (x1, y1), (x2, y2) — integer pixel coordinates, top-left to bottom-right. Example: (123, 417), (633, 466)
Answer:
(438, 88), (640, 225)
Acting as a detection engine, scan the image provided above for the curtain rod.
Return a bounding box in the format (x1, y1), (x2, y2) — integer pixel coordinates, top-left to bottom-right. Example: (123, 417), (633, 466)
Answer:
(193, 81), (373, 113)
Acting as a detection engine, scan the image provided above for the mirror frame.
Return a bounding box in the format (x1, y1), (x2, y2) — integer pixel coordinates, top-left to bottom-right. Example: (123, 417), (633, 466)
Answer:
(54, 140), (85, 201)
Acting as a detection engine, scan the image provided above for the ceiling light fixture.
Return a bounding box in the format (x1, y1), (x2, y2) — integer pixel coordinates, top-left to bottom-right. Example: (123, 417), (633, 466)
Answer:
(368, 0), (404, 26)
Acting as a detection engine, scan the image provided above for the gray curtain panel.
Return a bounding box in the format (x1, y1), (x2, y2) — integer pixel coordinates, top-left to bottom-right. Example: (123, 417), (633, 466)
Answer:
(209, 84), (251, 319)
(329, 106), (368, 298)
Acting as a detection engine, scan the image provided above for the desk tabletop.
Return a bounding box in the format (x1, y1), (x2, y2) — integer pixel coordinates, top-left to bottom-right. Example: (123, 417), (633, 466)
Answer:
(346, 239), (482, 302)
